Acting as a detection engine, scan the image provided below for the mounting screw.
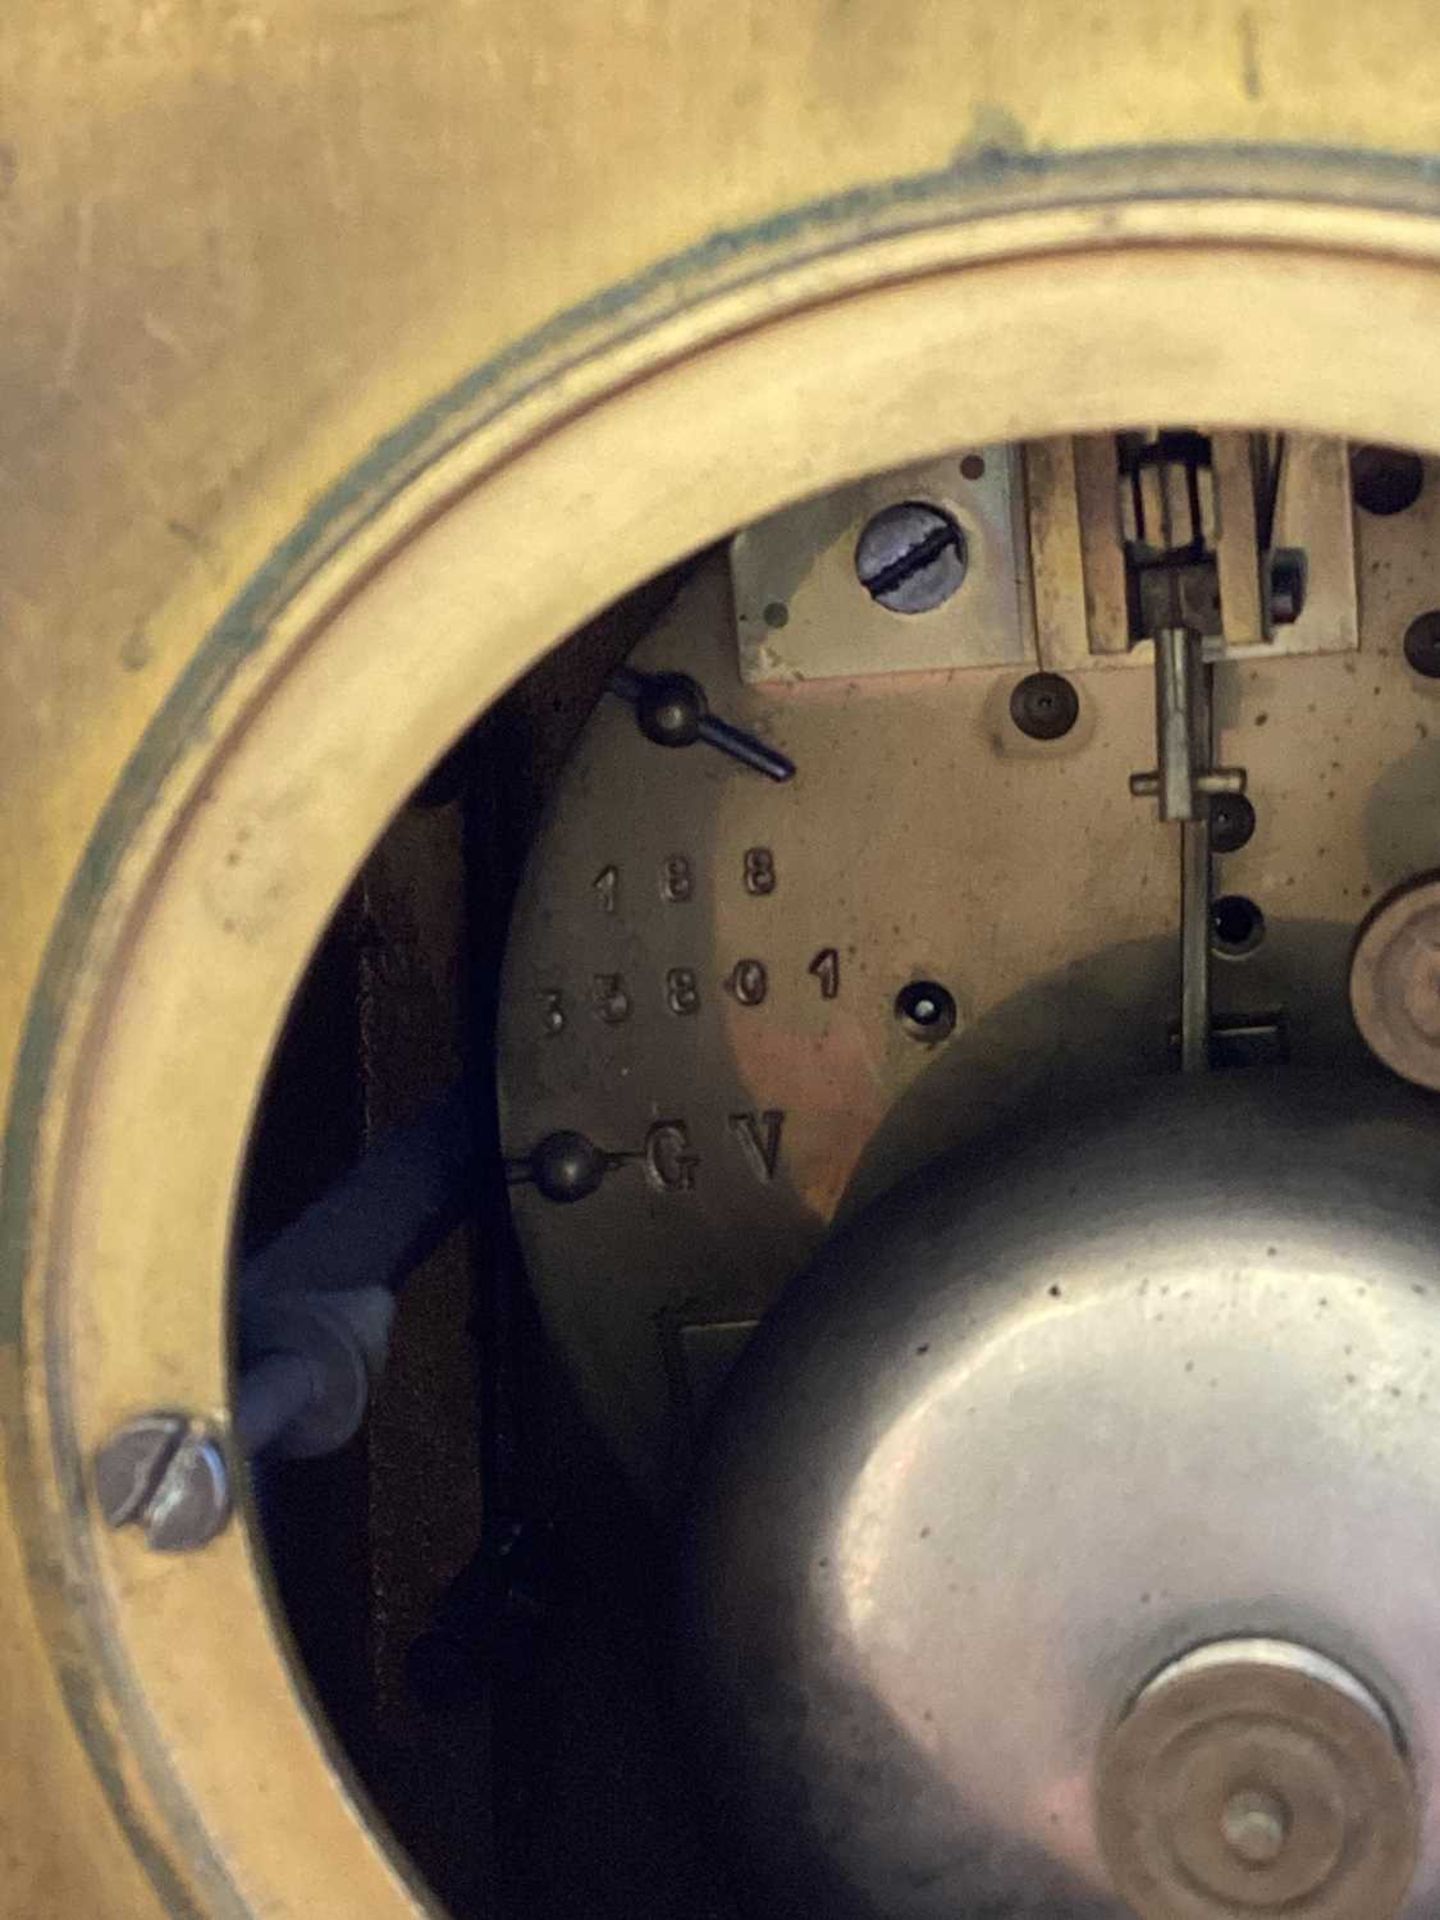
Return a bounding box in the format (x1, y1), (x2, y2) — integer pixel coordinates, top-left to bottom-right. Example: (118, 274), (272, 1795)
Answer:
(95, 1413), (232, 1552)
(855, 502), (967, 614)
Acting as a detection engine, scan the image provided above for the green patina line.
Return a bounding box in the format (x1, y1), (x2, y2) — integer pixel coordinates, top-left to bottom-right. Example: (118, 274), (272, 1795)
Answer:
(4, 138), (1440, 1915)
(54, 1653), (214, 1920)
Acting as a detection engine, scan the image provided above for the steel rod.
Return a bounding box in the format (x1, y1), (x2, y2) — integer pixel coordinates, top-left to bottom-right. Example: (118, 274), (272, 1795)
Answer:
(234, 1350), (319, 1456)
(1180, 814), (1212, 1073)
(1179, 632), (1215, 1072)
(240, 1082), (477, 1299)
(1154, 626), (1199, 822)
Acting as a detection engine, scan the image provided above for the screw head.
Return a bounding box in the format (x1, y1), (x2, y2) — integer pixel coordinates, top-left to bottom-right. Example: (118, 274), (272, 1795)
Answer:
(95, 1414), (232, 1552)
(94, 1413), (187, 1528)
(145, 1432), (231, 1552)
(635, 672), (704, 748)
(855, 502), (967, 614)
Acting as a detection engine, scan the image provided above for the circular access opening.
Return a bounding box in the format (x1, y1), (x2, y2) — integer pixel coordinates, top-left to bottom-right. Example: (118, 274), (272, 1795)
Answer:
(894, 979), (958, 1042)
(1212, 893), (1266, 957)
(1351, 445), (1426, 517)
(854, 501), (967, 613)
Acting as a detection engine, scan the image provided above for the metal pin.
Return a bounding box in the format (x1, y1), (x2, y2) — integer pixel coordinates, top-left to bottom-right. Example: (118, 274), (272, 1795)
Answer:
(608, 665), (795, 782)
(95, 1413), (233, 1552)
(1129, 768), (1245, 801)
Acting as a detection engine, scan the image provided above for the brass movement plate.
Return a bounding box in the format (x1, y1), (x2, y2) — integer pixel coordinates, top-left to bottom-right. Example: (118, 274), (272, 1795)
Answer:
(499, 447), (1440, 1503)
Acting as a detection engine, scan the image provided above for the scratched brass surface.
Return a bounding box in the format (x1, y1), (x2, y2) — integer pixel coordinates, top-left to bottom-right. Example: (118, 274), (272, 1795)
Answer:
(12, 6), (1440, 1916)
